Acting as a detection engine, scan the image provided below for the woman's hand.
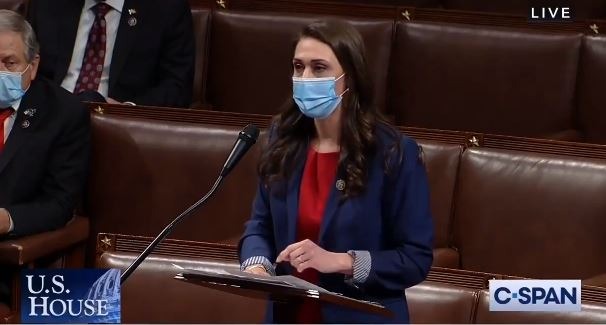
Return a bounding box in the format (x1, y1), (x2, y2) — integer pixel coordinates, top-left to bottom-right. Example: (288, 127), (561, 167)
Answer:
(277, 239), (353, 274)
(243, 265), (270, 276)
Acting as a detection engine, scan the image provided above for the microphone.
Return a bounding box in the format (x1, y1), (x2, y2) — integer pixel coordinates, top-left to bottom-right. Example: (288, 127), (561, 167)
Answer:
(120, 124), (260, 284)
(221, 124), (261, 177)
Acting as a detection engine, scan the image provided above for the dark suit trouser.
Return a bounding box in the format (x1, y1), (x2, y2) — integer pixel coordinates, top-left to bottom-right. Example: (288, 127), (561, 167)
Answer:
(0, 268), (11, 306)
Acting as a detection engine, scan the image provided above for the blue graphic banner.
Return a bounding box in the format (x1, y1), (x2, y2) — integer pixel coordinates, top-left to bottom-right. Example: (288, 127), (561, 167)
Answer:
(21, 269), (121, 323)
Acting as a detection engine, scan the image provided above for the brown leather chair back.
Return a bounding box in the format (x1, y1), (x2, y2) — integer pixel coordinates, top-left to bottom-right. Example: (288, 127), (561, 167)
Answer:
(88, 114), (265, 245)
(406, 281), (478, 323)
(577, 35), (606, 144)
(389, 21), (582, 139)
(453, 147), (606, 279)
(206, 10), (393, 114)
(417, 140), (463, 267)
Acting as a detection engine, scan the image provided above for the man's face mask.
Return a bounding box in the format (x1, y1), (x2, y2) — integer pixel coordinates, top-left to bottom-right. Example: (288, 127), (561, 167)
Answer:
(0, 64), (29, 107)
(292, 73), (348, 119)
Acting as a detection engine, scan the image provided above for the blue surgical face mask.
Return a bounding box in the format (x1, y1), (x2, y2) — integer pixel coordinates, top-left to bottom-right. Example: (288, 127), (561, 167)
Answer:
(0, 65), (29, 108)
(292, 73), (349, 119)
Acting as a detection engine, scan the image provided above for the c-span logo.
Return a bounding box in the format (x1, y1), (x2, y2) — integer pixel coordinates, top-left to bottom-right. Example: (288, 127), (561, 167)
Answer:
(21, 269), (121, 323)
(489, 279), (581, 312)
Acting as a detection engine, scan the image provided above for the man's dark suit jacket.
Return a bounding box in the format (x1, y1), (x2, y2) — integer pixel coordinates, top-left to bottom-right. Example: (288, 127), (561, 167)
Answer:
(0, 77), (90, 237)
(26, 0), (195, 108)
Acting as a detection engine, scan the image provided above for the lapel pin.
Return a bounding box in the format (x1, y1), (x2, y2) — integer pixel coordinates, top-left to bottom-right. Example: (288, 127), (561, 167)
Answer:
(336, 179), (346, 191)
(128, 8), (137, 15)
(21, 120), (30, 129)
(23, 108), (36, 117)
(128, 16), (137, 27)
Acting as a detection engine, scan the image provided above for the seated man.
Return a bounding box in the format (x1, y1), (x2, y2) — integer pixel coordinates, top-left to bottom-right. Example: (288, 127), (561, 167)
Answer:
(26, 0), (195, 107)
(0, 10), (90, 238)
(0, 8), (89, 306)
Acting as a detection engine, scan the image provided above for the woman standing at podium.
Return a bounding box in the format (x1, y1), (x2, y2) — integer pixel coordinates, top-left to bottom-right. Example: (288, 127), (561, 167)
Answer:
(239, 19), (433, 323)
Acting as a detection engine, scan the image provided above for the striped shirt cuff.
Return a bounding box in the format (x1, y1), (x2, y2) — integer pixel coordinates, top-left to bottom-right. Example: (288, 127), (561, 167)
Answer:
(241, 255), (276, 276)
(345, 250), (371, 287)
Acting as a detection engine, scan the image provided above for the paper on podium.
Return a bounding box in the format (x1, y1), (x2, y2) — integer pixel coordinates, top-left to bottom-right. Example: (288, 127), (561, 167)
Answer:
(173, 264), (392, 317)
(175, 265), (329, 292)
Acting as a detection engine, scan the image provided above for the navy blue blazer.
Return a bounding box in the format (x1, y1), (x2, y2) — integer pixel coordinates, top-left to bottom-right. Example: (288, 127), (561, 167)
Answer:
(239, 127), (434, 323)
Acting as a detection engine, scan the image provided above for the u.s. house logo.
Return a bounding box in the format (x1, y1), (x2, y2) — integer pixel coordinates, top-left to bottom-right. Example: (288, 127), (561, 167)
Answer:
(21, 269), (121, 323)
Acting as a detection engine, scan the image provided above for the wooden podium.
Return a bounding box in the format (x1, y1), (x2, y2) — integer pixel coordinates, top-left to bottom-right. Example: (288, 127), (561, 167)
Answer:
(174, 267), (393, 321)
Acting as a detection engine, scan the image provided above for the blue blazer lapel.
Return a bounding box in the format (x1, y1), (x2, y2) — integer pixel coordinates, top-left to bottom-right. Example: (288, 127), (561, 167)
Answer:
(318, 170), (344, 244)
(286, 154), (306, 245)
(285, 146), (345, 245)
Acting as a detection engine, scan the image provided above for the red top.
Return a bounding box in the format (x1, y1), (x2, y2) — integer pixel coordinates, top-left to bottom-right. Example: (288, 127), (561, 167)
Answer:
(295, 147), (339, 323)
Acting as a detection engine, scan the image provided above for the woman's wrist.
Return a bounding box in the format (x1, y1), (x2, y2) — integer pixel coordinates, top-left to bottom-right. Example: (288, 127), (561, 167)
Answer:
(335, 252), (354, 275)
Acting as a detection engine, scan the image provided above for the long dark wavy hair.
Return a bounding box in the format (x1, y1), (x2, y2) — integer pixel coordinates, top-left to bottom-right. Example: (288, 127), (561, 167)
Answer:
(258, 19), (400, 198)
